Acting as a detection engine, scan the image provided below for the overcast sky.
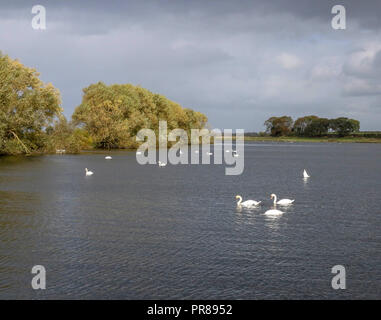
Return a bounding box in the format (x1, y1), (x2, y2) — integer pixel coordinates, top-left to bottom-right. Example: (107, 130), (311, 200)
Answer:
(1, 0), (381, 131)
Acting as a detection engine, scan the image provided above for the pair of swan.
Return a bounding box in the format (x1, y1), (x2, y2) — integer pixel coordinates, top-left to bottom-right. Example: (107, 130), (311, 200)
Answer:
(265, 194), (294, 215)
(236, 194), (294, 215)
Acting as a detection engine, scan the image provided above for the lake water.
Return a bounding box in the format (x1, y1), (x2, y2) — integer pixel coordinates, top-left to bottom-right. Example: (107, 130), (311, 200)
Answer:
(0, 142), (380, 299)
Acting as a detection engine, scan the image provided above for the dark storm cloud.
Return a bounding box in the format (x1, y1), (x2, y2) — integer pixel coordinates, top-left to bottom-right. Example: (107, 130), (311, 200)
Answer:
(1, 0), (381, 130)
(2, 0), (380, 28)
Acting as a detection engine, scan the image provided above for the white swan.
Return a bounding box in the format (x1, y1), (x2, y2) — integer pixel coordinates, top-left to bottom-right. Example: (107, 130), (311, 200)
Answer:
(264, 209), (284, 216)
(158, 161), (167, 167)
(236, 195), (261, 208)
(271, 194), (294, 205)
(303, 169), (310, 178)
(85, 168), (94, 176)
(105, 156), (112, 160)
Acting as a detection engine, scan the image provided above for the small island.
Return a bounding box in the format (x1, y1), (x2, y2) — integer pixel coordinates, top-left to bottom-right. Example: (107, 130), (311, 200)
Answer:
(243, 115), (381, 143)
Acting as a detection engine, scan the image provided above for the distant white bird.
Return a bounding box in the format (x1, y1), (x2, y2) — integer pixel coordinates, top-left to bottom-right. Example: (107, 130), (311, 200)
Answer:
(303, 169), (310, 178)
(158, 161), (167, 167)
(236, 195), (261, 208)
(105, 156), (112, 160)
(85, 168), (94, 176)
(232, 150), (239, 157)
(264, 209), (284, 216)
(271, 194), (294, 205)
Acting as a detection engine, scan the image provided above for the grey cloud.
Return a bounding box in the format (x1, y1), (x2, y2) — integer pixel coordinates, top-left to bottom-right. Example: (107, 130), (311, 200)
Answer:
(3, 0), (381, 33)
(342, 47), (381, 96)
(343, 78), (381, 96)
(343, 49), (380, 78)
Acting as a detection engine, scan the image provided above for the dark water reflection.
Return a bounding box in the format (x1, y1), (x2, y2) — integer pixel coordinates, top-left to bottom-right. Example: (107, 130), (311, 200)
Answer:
(0, 142), (380, 299)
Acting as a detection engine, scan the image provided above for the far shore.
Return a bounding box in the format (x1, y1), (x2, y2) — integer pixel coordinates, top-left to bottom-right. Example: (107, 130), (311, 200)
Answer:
(215, 136), (381, 144)
(2, 135), (381, 158)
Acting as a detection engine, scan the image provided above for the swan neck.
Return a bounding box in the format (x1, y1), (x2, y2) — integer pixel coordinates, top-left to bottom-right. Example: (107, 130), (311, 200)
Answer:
(237, 196), (242, 206)
(273, 194), (277, 205)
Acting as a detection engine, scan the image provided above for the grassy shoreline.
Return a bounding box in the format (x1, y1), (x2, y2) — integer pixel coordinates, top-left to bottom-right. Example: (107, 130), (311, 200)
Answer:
(241, 136), (381, 143)
(2, 135), (380, 157)
(215, 136), (381, 143)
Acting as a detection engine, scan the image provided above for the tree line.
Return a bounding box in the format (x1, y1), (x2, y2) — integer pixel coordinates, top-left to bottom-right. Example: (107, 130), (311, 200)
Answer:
(0, 53), (208, 155)
(264, 115), (360, 137)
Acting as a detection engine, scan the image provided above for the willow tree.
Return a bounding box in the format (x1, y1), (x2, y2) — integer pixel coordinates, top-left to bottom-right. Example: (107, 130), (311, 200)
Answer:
(0, 53), (62, 155)
(45, 116), (93, 154)
(72, 82), (208, 149)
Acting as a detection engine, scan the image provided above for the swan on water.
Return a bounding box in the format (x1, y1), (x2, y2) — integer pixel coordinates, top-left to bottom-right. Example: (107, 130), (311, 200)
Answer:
(271, 194), (294, 205)
(235, 195), (261, 208)
(105, 156), (112, 160)
(264, 209), (284, 216)
(85, 168), (94, 176)
(303, 169), (310, 178)
(158, 161), (167, 167)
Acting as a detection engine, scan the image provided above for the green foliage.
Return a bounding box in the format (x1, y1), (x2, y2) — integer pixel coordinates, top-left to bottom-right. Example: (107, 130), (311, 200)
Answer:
(45, 116), (93, 154)
(0, 52), (62, 155)
(293, 115), (319, 136)
(329, 117), (360, 137)
(351, 131), (381, 138)
(266, 115), (361, 138)
(0, 53), (208, 155)
(264, 116), (294, 136)
(72, 82), (208, 149)
(294, 116), (330, 137)
(305, 118), (330, 137)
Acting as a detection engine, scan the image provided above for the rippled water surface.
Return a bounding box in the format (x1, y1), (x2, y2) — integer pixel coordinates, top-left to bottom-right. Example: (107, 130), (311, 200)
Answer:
(0, 142), (380, 299)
